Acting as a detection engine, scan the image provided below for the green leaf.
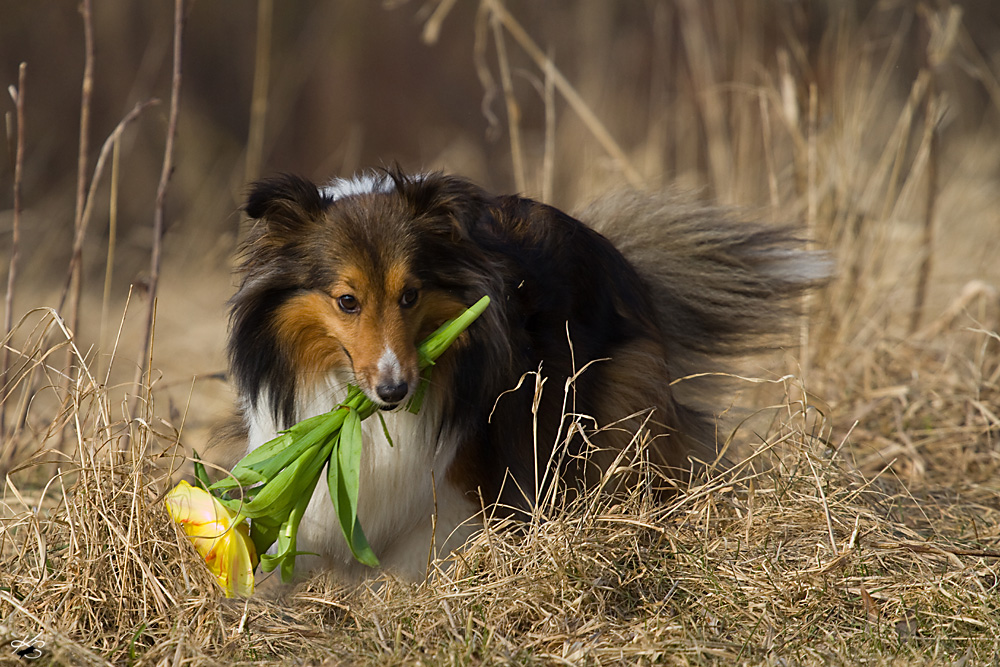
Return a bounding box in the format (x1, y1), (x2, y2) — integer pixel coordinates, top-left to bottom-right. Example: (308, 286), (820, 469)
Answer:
(192, 450), (211, 491)
(406, 368), (432, 414)
(260, 549), (317, 574)
(326, 408), (380, 568)
(346, 516), (379, 569)
(377, 411), (394, 447)
(417, 295), (490, 365)
(225, 443), (322, 520)
(219, 412), (341, 488)
(339, 408), (363, 521)
(259, 464), (324, 580)
(128, 623), (148, 665)
(249, 514), (282, 558)
(325, 432), (350, 552)
(210, 432), (294, 493)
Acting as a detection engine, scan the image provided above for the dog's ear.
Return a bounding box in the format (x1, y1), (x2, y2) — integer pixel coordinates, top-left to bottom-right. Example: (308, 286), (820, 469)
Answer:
(391, 169), (487, 242)
(244, 174), (324, 239)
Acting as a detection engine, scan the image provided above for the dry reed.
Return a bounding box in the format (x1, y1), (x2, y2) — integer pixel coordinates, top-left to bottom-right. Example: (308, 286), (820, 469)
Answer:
(1, 62), (25, 443)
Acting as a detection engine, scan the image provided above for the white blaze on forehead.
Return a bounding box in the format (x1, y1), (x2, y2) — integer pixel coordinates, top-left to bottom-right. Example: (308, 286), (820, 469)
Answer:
(318, 171), (430, 203)
(319, 173), (395, 202)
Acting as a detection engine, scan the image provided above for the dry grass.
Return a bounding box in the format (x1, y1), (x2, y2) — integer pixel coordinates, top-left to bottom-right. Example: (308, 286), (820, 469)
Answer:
(2, 1), (1000, 665)
(3, 335), (999, 665)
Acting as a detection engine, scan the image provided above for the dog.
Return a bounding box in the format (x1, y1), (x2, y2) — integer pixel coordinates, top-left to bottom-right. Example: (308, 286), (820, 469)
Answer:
(223, 168), (827, 580)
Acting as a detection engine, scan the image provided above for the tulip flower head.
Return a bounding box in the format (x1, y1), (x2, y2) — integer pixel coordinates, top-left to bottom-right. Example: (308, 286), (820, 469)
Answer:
(165, 480), (257, 597)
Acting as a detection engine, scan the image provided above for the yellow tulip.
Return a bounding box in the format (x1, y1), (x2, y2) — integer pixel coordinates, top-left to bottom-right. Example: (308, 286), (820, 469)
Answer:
(165, 480), (257, 597)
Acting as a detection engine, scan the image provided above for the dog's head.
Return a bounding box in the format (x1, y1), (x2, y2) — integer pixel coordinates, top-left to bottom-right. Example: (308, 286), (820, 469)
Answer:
(230, 169), (493, 423)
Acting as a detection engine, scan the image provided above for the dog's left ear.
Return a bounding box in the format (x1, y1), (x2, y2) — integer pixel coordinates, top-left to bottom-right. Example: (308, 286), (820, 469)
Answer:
(244, 174), (324, 241)
(392, 170), (489, 242)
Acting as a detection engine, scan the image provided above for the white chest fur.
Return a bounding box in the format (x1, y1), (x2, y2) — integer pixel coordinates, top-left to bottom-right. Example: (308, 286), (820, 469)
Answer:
(242, 379), (479, 580)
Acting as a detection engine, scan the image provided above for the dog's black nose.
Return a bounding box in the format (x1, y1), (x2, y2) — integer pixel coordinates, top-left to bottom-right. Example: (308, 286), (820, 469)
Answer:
(376, 381), (409, 404)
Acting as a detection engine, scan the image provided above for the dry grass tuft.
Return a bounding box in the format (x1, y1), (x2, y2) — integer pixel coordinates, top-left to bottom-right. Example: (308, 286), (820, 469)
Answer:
(2, 294), (996, 666)
(0, 310), (219, 665)
(302, 370), (1000, 665)
(1, 309), (999, 665)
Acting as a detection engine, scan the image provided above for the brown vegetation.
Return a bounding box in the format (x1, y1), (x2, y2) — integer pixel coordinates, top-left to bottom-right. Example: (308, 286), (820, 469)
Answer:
(1, 1), (999, 664)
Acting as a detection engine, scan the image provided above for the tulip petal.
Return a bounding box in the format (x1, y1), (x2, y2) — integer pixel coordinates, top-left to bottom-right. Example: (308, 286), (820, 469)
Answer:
(166, 480), (257, 597)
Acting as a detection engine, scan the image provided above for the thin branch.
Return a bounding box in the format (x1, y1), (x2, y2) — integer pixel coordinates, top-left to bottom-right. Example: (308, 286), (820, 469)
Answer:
(486, 0), (643, 188)
(910, 92), (938, 335)
(677, 0), (732, 198)
(2, 62), (26, 440)
(57, 100), (158, 314)
(245, 0), (273, 184)
(472, 3), (500, 139)
(98, 135), (122, 380)
(910, 7), (949, 335)
(758, 90), (780, 210)
(136, 0), (184, 394)
(68, 0), (95, 334)
(541, 51), (555, 203)
(56, 0), (95, 450)
(422, 0), (460, 45)
(488, 0), (525, 193)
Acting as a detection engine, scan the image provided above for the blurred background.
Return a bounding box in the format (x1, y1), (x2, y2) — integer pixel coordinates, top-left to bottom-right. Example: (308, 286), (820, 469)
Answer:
(1, 0), (999, 466)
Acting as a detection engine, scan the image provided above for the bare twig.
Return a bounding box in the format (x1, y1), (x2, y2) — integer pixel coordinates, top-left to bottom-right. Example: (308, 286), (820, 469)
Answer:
(245, 0), (273, 184)
(57, 100), (158, 315)
(136, 0), (185, 398)
(873, 541), (1000, 560)
(98, 136), (122, 379)
(422, 0), (460, 45)
(873, 71), (931, 225)
(800, 83), (818, 386)
(915, 280), (997, 341)
(678, 0), (732, 199)
(486, 0), (643, 188)
(472, 3), (500, 140)
(541, 51), (555, 204)
(67, 0), (95, 336)
(910, 92), (938, 335)
(487, 0), (525, 194)
(807, 455), (838, 556)
(2, 63), (26, 441)
(910, 8), (949, 335)
(758, 90), (780, 210)
(956, 21), (1000, 115)
(55, 0), (95, 451)
(4, 113), (11, 175)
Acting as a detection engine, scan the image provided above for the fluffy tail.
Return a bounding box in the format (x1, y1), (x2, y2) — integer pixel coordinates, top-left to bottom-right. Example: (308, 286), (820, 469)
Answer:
(579, 191), (831, 437)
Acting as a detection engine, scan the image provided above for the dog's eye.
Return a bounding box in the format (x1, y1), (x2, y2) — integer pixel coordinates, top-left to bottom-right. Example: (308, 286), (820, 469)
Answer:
(337, 294), (360, 313)
(400, 288), (419, 309)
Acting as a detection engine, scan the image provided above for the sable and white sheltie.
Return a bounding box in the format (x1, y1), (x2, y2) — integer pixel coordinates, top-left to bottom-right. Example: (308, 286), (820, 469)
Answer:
(223, 168), (826, 580)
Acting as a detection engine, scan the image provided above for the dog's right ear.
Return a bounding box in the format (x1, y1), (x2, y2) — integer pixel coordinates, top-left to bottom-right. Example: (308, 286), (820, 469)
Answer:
(244, 174), (324, 240)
